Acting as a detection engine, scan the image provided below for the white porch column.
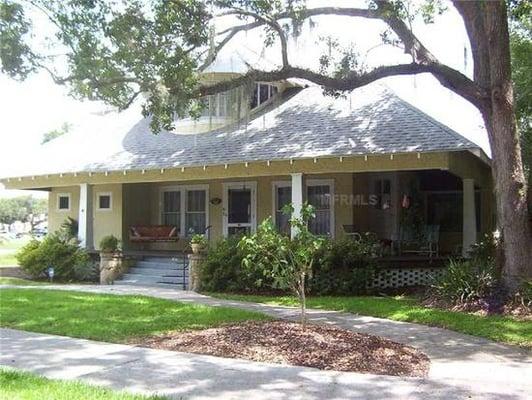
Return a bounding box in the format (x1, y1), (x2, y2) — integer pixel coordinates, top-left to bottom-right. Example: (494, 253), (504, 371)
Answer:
(78, 183), (94, 249)
(291, 173), (303, 239)
(462, 178), (477, 257)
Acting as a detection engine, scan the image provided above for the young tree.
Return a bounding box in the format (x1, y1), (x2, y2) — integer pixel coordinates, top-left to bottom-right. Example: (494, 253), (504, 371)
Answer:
(0, 0), (530, 291)
(240, 204), (324, 327)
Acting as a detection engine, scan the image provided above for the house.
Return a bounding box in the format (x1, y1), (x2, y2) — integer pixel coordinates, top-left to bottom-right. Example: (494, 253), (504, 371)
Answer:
(1, 77), (493, 268)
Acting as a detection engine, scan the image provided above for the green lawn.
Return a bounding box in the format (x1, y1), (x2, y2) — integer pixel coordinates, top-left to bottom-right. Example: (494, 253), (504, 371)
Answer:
(210, 293), (532, 348)
(0, 277), (46, 286)
(0, 368), (166, 400)
(0, 288), (270, 342)
(0, 253), (18, 266)
(0, 237), (29, 266)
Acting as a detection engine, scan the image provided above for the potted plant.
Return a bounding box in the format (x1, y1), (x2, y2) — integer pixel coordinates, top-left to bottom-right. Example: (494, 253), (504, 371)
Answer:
(99, 235), (120, 255)
(190, 234), (207, 254)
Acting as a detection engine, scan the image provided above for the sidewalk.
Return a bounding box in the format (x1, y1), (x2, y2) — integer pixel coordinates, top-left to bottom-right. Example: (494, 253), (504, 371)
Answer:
(1, 283), (531, 399)
(0, 328), (528, 400)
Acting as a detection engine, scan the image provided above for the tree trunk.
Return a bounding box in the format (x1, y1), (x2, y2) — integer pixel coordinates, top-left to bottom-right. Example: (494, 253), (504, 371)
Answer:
(481, 1), (532, 292)
(299, 274), (306, 329)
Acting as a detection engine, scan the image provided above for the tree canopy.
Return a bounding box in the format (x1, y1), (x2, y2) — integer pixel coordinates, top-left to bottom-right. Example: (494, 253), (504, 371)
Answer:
(1, 0), (531, 290)
(0, 196), (47, 225)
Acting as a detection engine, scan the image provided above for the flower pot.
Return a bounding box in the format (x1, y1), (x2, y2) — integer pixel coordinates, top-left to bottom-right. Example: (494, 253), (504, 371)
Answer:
(191, 243), (202, 254)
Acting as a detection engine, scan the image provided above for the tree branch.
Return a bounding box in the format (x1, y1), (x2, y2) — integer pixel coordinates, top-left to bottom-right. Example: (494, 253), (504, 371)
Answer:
(200, 2), (488, 111)
(197, 63), (485, 109)
(221, 8), (289, 68)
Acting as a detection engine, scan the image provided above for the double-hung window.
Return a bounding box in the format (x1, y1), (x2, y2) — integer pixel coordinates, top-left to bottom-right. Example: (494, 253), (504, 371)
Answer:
(307, 181), (333, 236)
(272, 180), (334, 237)
(272, 182), (291, 235)
(161, 185), (208, 237)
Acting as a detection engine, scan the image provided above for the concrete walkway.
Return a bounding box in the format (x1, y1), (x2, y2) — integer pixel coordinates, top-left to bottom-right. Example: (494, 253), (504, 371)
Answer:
(1, 283), (531, 399)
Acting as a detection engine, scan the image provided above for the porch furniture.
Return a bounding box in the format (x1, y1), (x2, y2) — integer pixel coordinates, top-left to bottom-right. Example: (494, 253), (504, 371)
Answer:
(398, 224), (440, 259)
(342, 225), (362, 241)
(129, 225), (179, 243)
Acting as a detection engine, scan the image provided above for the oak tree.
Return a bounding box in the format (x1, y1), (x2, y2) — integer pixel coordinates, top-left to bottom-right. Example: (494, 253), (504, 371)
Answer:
(1, 0), (530, 291)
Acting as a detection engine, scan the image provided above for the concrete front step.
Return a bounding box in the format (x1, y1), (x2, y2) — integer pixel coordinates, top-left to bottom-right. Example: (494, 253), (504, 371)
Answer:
(128, 267), (186, 276)
(143, 257), (187, 264)
(119, 275), (187, 285)
(135, 260), (187, 269)
(114, 281), (186, 289)
(122, 272), (187, 281)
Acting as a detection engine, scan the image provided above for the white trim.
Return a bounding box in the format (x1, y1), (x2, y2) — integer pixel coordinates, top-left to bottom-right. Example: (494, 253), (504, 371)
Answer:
(270, 178), (336, 237)
(306, 178), (335, 238)
(56, 193), (71, 212)
(159, 184), (209, 237)
(96, 192), (113, 211)
(222, 181), (257, 237)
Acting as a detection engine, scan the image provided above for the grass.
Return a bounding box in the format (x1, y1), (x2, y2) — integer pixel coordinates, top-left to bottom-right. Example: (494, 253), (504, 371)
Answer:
(0, 237), (28, 266)
(0, 288), (270, 342)
(0, 277), (46, 286)
(0, 253), (18, 266)
(210, 293), (532, 348)
(0, 368), (166, 400)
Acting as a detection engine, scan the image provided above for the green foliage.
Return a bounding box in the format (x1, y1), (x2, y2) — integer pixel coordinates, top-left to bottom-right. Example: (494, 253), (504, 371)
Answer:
(0, 1), (34, 79)
(431, 259), (497, 305)
(198, 237), (267, 292)
(240, 203), (324, 325)
(16, 233), (93, 281)
(99, 235), (120, 253)
(310, 235), (379, 295)
(60, 217), (78, 239)
(0, 0), (210, 132)
(0, 196), (47, 225)
(467, 232), (499, 266)
(190, 233), (207, 246)
(41, 122), (71, 144)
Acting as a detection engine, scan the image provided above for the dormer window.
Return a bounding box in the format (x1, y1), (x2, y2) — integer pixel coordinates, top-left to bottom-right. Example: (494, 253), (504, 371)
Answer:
(250, 83), (278, 109)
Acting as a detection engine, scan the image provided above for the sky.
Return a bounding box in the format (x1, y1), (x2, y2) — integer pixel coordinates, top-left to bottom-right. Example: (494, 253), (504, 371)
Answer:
(0, 0), (489, 199)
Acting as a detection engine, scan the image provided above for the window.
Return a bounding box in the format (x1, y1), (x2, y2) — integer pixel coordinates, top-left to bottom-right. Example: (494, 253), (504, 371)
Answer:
(161, 186), (208, 237)
(57, 193), (70, 211)
(250, 83), (278, 109)
(373, 178), (392, 210)
(97, 193), (112, 211)
(185, 190), (206, 235)
(273, 183), (291, 234)
(307, 183), (333, 236)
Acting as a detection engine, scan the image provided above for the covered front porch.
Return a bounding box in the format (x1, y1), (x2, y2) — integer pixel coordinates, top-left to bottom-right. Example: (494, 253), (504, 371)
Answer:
(54, 155), (493, 262)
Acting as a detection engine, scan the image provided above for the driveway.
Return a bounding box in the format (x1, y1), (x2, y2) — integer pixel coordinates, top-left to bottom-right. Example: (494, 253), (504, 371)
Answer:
(0, 283), (531, 399)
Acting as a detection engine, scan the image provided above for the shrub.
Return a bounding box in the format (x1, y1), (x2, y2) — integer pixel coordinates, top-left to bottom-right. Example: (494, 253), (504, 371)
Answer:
(16, 233), (93, 281)
(430, 259), (497, 304)
(310, 234), (379, 295)
(198, 237), (268, 292)
(60, 217), (78, 239)
(468, 232), (498, 266)
(99, 235), (120, 253)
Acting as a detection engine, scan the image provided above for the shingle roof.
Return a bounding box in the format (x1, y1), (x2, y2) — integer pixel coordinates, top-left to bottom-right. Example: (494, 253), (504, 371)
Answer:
(2, 84), (482, 179)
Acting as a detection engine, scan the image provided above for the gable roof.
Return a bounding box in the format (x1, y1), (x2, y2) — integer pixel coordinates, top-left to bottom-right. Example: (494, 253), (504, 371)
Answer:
(1, 83), (484, 179)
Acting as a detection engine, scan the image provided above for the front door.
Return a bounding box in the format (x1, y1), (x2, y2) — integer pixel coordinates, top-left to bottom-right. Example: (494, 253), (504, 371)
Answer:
(223, 182), (257, 236)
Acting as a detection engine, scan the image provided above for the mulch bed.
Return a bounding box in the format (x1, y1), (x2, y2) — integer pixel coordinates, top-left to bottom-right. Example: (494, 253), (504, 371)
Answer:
(132, 321), (430, 377)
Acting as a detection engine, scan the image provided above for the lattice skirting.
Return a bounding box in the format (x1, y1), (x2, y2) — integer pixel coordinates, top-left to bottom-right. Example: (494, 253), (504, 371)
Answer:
(370, 267), (447, 289)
